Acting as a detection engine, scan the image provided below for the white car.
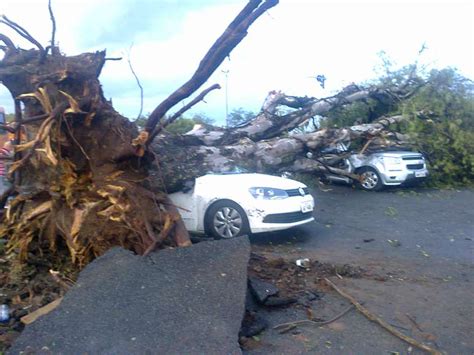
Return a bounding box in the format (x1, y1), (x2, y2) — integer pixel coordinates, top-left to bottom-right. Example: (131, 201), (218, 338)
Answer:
(169, 172), (315, 239)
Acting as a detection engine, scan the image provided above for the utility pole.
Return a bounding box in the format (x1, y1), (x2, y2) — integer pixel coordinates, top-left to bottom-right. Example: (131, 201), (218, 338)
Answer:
(221, 69), (229, 127)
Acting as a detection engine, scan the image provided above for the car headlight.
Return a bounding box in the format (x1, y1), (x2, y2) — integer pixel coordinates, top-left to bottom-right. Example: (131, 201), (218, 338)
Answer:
(382, 156), (402, 165)
(249, 187), (289, 200)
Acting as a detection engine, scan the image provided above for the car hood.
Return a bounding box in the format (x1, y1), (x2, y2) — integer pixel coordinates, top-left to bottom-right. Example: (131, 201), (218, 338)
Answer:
(198, 173), (307, 190)
(372, 151), (423, 158)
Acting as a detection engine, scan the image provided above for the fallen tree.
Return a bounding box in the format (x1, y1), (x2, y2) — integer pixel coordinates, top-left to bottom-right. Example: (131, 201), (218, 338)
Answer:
(0, 0), (279, 266)
(151, 85), (423, 192)
(0, 0), (426, 268)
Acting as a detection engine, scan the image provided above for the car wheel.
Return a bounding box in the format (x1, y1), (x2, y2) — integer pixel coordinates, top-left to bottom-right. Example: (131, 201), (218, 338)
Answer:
(205, 200), (250, 239)
(358, 167), (384, 191)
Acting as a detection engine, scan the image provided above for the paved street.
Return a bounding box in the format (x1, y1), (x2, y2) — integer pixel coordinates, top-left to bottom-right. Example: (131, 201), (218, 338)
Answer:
(249, 185), (474, 354)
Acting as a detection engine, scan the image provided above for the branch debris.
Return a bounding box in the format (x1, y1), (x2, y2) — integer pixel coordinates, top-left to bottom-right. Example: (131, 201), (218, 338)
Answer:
(325, 278), (442, 355)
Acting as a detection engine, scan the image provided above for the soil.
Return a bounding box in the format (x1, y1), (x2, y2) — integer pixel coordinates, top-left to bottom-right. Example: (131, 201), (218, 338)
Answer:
(247, 252), (368, 297)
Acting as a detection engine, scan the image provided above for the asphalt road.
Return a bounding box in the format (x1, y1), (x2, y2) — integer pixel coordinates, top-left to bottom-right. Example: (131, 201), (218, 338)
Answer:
(248, 184), (474, 354)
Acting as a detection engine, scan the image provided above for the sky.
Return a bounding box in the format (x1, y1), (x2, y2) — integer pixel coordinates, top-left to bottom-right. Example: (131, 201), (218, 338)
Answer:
(1, 0), (473, 125)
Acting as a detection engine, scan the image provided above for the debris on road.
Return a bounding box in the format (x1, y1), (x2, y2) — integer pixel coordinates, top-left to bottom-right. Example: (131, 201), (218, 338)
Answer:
(385, 206), (399, 217)
(20, 298), (63, 325)
(324, 278), (442, 355)
(273, 304), (355, 334)
(420, 250), (430, 257)
(0, 304), (9, 323)
(387, 239), (402, 247)
(295, 258), (311, 269)
(239, 311), (268, 338)
(248, 277), (279, 304)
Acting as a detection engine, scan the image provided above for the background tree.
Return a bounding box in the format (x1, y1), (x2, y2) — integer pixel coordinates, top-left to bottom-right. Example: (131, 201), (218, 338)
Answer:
(165, 114), (215, 134)
(166, 118), (195, 134)
(401, 68), (474, 186)
(227, 107), (257, 127)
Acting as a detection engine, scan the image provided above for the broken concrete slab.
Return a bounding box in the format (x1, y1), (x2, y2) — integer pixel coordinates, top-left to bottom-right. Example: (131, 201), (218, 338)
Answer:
(10, 237), (250, 354)
(248, 277), (279, 304)
(239, 311), (268, 338)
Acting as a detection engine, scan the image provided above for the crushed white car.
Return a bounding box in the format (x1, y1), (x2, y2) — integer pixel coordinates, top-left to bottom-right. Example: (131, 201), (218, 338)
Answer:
(169, 172), (315, 239)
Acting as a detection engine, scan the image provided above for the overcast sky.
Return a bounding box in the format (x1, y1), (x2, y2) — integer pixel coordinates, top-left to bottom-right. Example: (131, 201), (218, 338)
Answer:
(1, 0), (473, 125)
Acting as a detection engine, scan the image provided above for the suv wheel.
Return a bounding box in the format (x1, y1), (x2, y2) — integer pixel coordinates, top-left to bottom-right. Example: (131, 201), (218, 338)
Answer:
(358, 167), (384, 191)
(205, 201), (249, 239)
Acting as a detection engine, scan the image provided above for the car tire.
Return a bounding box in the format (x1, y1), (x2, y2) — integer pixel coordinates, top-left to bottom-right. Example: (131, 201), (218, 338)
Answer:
(357, 167), (384, 191)
(205, 200), (250, 239)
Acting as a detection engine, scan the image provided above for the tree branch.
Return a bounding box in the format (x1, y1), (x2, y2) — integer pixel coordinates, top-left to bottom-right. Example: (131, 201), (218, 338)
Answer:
(126, 44), (144, 120)
(48, 0), (57, 54)
(0, 123), (16, 133)
(0, 15), (45, 54)
(209, 83), (420, 146)
(142, 0), (278, 140)
(151, 83), (221, 138)
(0, 33), (16, 52)
(325, 278), (442, 355)
(149, 113), (414, 192)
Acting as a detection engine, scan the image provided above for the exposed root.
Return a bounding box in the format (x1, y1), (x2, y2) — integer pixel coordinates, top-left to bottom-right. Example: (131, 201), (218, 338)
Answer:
(1, 87), (190, 268)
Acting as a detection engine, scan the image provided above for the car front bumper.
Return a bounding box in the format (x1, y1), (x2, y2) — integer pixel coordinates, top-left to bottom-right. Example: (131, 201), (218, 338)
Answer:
(380, 168), (429, 186)
(245, 195), (315, 234)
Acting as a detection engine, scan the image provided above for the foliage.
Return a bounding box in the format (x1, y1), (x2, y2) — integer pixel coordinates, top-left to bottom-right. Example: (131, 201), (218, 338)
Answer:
(401, 68), (474, 186)
(405, 119), (473, 186)
(166, 114), (215, 134)
(322, 52), (422, 128)
(5, 113), (15, 122)
(166, 117), (195, 134)
(132, 112), (215, 134)
(227, 107), (256, 127)
(190, 113), (215, 126)
(322, 101), (376, 128)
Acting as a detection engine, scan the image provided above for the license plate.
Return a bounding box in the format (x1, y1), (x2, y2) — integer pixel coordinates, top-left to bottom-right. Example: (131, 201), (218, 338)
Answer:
(415, 171), (426, 178)
(301, 201), (313, 213)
